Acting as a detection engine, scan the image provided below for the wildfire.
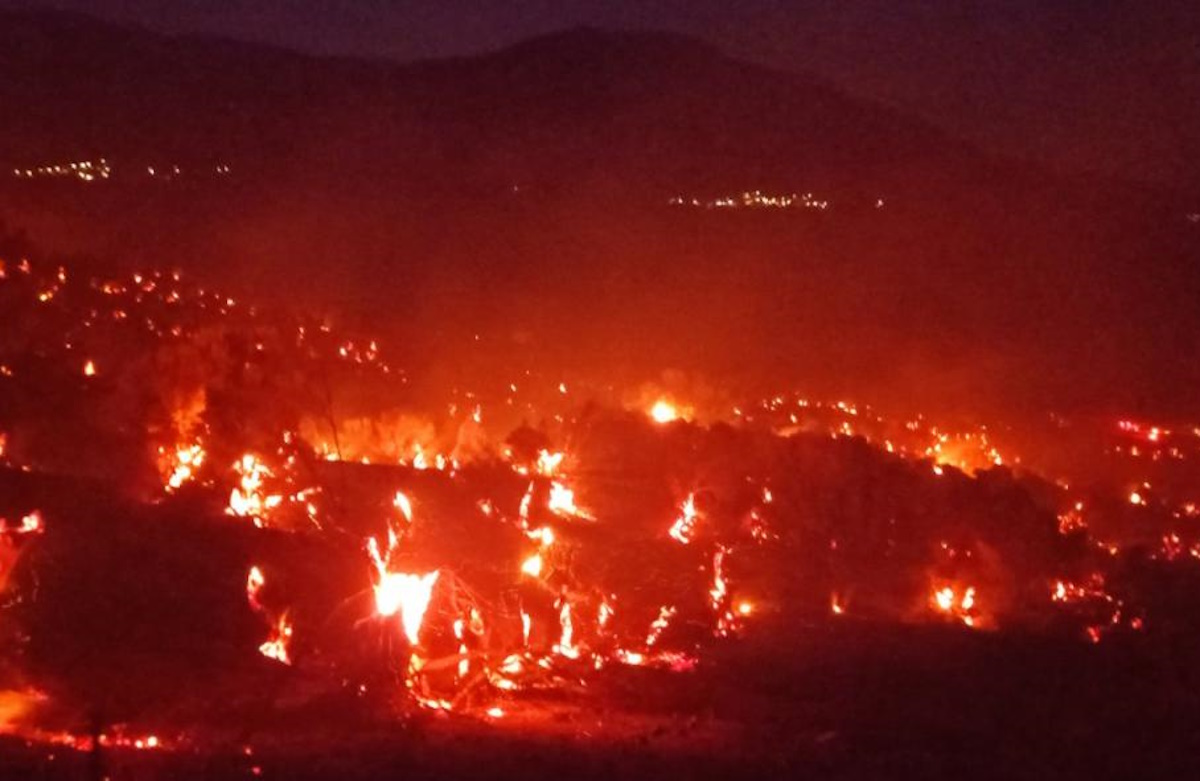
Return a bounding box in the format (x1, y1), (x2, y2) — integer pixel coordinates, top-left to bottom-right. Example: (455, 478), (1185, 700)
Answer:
(12, 244), (1200, 725)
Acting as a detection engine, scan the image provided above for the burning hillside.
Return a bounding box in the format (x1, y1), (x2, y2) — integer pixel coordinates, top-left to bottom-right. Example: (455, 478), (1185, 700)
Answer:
(2, 245), (1200, 777)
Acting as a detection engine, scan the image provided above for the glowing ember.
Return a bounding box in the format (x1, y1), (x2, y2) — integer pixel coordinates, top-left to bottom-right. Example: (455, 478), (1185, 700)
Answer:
(831, 594), (845, 615)
(1058, 501), (1087, 534)
(645, 605), (675, 647)
(82, 359), (96, 377)
(2, 511), (44, 535)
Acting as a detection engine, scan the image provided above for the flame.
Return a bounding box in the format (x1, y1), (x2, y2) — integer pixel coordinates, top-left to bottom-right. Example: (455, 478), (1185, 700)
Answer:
(526, 525), (555, 546)
(535, 449), (564, 476)
(453, 618), (470, 680)
(227, 454), (282, 523)
(649, 399), (679, 424)
(668, 494), (698, 544)
(246, 566), (293, 664)
(598, 597), (614, 631)
(160, 443), (205, 492)
(520, 553), (544, 578)
(368, 521), (439, 646)
(547, 481), (590, 519)
(710, 545), (744, 636)
(246, 565), (266, 608)
(393, 491), (413, 523)
(258, 614), (294, 665)
(518, 482), (534, 524)
(372, 569), (440, 646)
(82, 360), (96, 377)
(931, 584), (979, 628)
(553, 598), (579, 659)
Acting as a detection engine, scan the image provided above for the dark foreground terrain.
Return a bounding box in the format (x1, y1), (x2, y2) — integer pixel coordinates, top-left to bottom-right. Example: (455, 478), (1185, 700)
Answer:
(2, 621), (1199, 780)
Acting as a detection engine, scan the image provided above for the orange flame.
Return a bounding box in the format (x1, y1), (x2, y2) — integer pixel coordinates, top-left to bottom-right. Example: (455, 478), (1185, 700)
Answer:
(227, 454), (282, 523)
(246, 566), (293, 664)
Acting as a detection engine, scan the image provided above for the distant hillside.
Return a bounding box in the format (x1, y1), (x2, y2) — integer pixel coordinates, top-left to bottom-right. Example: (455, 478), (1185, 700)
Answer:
(0, 11), (1011, 198)
(0, 11), (1196, 417)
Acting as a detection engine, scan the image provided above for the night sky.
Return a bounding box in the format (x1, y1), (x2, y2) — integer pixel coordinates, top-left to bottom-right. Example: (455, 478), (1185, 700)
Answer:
(2, 0), (1197, 187)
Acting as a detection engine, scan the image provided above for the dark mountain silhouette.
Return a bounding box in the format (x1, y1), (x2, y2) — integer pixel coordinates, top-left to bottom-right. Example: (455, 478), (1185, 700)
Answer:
(0, 11), (1008, 196)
